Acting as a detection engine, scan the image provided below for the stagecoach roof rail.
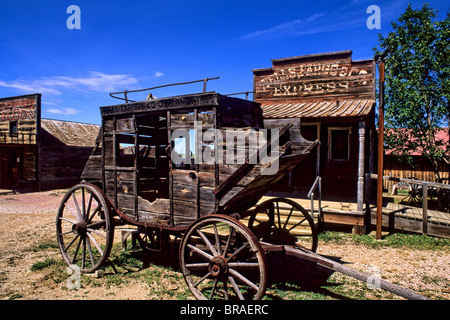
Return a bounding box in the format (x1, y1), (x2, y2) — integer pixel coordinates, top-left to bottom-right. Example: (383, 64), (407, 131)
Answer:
(109, 77), (220, 103)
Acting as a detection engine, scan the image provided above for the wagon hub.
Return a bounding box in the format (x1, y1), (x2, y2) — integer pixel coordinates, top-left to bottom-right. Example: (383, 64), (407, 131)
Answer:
(208, 256), (228, 277)
(72, 221), (87, 236)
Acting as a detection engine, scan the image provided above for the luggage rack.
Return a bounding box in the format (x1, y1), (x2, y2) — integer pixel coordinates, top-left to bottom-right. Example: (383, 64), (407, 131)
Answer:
(109, 77), (220, 103)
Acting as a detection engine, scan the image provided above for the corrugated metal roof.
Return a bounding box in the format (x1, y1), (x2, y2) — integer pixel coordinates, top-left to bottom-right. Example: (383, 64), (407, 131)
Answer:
(261, 99), (375, 119)
(41, 119), (100, 147)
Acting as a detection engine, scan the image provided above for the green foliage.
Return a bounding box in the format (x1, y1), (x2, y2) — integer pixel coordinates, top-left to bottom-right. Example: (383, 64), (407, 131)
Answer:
(374, 3), (450, 177)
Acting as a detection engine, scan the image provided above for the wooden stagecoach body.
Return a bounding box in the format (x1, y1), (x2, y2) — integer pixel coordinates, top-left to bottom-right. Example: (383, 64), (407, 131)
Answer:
(80, 92), (316, 229)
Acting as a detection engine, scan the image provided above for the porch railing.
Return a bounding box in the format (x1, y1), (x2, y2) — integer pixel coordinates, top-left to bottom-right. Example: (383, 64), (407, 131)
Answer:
(307, 176), (322, 226)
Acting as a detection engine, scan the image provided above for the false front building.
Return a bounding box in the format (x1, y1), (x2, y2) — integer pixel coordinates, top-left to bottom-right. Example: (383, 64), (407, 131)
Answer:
(0, 93), (100, 191)
(253, 51), (376, 219)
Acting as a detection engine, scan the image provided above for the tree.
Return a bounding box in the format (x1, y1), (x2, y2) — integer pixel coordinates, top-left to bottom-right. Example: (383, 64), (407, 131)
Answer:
(375, 3), (450, 180)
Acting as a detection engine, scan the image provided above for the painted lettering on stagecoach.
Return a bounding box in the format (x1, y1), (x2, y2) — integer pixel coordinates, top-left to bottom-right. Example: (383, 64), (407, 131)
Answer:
(101, 93), (220, 116)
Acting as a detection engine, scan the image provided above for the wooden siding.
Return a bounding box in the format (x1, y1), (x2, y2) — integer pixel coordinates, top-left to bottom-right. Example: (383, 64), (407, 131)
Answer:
(383, 155), (450, 191)
(0, 94), (40, 145)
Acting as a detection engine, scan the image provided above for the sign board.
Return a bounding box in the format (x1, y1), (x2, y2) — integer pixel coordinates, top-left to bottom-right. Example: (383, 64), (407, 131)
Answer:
(0, 93), (41, 144)
(253, 51), (375, 103)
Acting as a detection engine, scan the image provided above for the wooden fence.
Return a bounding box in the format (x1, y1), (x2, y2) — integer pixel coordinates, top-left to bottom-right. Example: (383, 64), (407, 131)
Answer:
(383, 154), (449, 192)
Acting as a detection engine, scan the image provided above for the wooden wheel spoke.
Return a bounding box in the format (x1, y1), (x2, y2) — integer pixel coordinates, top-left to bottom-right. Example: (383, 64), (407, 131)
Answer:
(228, 262), (260, 269)
(82, 237), (86, 269)
(209, 278), (219, 300)
(197, 229), (218, 256)
(193, 272), (212, 288)
(59, 217), (77, 225)
(71, 193), (83, 221)
(65, 203), (81, 223)
(275, 203), (281, 228)
(287, 217), (307, 231)
(71, 235), (83, 264)
(229, 268), (259, 292)
(222, 226), (235, 257)
(87, 228), (107, 239)
(226, 241), (250, 262)
(86, 237), (95, 266)
(85, 192), (93, 222)
(64, 234), (80, 252)
(87, 231), (104, 256)
(212, 224), (222, 255)
(187, 244), (214, 261)
(282, 206), (295, 229)
(86, 206), (101, 224)
(228, 276), (245, 300)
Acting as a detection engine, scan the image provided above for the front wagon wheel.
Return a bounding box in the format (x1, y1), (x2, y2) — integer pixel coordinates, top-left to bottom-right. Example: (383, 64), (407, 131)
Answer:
(56, 184), (114, 273)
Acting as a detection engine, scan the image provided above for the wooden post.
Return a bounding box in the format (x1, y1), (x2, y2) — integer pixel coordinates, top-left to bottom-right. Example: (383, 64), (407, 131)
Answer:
(422, 183), (428, 236)
(357, 122), (365, 212)
(376, 61), (385, 240)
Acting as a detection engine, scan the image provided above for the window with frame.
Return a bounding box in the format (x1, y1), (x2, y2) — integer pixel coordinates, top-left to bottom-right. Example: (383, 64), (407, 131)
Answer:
(328, 127), (351, 161)
(9, 121), (18, 137)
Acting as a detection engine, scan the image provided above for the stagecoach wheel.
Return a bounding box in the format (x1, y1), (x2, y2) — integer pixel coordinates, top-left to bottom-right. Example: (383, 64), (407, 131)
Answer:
(180, 215), (268, 300)
(56, 184), (114, 274)
(248, 198), (318, 252)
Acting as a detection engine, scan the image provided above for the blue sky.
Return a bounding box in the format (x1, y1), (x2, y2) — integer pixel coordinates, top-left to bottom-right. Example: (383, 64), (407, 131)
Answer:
(0, 0), (448, 125)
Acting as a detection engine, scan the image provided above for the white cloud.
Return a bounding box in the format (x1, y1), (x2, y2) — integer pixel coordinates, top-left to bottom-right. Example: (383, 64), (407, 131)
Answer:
(238, 1), (381, 41)
(155, 71), (164, 78)
(46, 107), (81, 115)
(0, 72), (138, 95)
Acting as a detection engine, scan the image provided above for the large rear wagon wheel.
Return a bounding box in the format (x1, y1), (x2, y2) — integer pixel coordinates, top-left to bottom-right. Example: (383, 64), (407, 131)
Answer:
(180, 215), (268, 300)
(56, 184), (114, 273)
(248, 197), (318, 252)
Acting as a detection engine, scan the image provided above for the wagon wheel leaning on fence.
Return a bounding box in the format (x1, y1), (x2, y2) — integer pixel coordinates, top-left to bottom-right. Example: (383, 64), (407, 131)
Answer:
(179, 214), (268, 300)
(437, 178), (450, 213)
(247, 197), (318, 252)
(56, 184), (114, 273)
(401, 177), (423, 206)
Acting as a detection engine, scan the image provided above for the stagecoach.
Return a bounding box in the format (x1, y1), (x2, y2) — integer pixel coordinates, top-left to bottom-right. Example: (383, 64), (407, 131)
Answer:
(56, 80), (428, 300)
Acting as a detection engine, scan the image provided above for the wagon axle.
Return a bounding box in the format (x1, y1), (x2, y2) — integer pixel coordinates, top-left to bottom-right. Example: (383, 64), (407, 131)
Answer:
(71, 221), (87, 236)
(209, 256), (228, 277)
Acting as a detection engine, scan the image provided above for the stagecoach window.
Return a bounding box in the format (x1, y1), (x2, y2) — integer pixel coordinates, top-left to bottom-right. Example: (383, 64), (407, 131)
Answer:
(172, 129), (196, 169)
(328, 127), (351, 161)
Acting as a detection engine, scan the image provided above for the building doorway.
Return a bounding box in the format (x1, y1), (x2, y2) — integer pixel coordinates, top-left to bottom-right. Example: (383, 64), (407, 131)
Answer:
(0, 149), (21, 188)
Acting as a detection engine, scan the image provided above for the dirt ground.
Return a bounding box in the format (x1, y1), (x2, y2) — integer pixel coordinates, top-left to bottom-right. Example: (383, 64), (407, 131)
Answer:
(0, 189), (449, 300)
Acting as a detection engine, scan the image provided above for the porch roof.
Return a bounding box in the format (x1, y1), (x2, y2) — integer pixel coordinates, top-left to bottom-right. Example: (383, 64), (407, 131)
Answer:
(260, 99), (375, 119)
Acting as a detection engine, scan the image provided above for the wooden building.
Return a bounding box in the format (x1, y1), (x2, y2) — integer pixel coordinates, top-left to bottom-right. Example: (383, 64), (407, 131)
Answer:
(253, 51), (377, 213)
(0, 93), (100, 191)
